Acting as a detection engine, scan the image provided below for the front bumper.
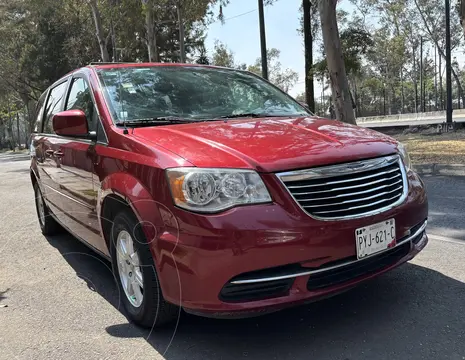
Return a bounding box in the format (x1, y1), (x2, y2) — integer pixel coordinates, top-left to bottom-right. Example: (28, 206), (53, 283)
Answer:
(154, 170), (428, 317)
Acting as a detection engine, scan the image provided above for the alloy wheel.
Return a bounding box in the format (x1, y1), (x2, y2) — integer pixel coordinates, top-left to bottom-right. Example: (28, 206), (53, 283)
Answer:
(116, 230), (144, 307)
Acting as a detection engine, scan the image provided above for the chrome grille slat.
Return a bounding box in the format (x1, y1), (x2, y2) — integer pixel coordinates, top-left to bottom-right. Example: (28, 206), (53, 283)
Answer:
(311, 194), (401, 215)
(277, 155), (408, 220)
(293, 177), (403, 197)
(300, 185), (404, 207)
(286, 167), (400, 189)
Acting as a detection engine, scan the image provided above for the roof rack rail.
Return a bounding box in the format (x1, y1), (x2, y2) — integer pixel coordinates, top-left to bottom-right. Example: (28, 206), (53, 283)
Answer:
(88, 62), (136, 65)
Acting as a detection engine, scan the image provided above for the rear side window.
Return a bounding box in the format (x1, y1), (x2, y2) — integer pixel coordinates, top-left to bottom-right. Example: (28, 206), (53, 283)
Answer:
(65, 77), (98, 132)
(43, 81), (68, 134)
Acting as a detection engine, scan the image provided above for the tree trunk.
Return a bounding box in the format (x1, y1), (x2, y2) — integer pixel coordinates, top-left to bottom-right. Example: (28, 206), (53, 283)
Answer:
(0, 118), (4, 149)
(400, 67), (405, 113)
(110, 19), (117, 62)
(439, 54), (443, 110)
(318, 0), (356, 124)
(383, 84), (386, 115)
(89, 0), (110, 62)
(460, 0), (465, 39)
(413, 46), (418, 112)
(6, 99), (15, 151)
(23, 107), (29, 148)
(177, 1), (186, 63)
(452, 70), (465, 108)
(145, 0), (159, 62)
(353, 78), (359, 117)
(303, 0), (315, 112)
(16, 113), (21, 149)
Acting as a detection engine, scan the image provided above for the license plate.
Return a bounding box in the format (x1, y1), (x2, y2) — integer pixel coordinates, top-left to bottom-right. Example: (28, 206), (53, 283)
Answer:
(356, 219), (396, 259)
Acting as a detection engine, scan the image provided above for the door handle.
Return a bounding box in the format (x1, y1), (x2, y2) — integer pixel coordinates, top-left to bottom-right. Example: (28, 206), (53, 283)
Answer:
(53, 151), (64, 158)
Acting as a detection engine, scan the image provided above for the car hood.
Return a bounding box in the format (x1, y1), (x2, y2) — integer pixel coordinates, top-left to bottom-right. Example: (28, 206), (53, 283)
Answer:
(132, 116), (400, 172)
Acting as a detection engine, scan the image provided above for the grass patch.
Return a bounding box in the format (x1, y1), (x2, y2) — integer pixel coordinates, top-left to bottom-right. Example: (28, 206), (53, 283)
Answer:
(393, 130), (465, 165)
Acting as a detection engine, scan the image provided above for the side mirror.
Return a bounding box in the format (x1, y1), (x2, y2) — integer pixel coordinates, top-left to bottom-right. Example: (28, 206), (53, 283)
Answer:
(52, 110), (89, 138)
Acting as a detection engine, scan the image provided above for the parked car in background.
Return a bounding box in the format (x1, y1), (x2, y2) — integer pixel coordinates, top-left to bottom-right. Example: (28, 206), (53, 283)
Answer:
(30, 63), (428, 328)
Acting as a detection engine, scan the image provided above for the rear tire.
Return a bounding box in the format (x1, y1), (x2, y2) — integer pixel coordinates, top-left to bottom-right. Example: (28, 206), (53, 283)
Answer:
(110, 209), (179, 328)
(34, 182), (61, 236)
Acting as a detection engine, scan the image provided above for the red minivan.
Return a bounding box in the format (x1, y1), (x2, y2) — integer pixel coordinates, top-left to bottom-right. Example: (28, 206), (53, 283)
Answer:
(30, 63), (428, 328)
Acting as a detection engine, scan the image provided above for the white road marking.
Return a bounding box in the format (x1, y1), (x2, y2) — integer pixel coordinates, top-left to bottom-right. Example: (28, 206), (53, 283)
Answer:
(428, 233), (465, 245)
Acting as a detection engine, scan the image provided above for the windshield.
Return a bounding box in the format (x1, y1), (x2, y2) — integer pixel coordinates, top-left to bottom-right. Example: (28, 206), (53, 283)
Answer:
(96, 66), (310, 123)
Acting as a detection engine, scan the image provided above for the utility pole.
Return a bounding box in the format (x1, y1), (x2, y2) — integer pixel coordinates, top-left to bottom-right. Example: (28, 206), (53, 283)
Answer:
(420, 36), (424, 112)
(383, 82), (386, 115)
(439, 51), (443, 110)
(434, 45), (438, 110)
(413, 42), (418, 112)
(445, 0), (453, 123)
(303, 0), (315, 112)
(257, 0), (268, 80)
(424, 54), (428, 112)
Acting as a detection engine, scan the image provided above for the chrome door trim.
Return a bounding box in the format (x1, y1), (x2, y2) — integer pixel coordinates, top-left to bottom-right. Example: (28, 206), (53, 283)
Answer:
(43, 183), (94, 210)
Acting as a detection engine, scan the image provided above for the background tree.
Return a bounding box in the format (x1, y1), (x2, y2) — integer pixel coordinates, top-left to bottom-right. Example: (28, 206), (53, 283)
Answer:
(318, 0), (356, 124)
(211, 40), (237, 67)
(248, 48), (299, 92)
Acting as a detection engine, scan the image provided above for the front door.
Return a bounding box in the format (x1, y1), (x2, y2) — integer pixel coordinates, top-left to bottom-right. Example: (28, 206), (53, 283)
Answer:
(41, 75), (107, 255)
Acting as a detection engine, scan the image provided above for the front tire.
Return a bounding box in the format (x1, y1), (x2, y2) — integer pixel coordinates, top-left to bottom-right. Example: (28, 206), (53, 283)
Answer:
(110, 209), (179, 328)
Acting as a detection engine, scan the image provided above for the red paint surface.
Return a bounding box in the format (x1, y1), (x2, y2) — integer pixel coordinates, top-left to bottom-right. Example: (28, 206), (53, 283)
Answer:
(31, 63), (429, 316)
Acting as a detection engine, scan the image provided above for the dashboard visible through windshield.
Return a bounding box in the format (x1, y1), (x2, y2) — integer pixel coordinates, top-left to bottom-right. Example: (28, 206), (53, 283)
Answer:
(97, 66), (310, 124)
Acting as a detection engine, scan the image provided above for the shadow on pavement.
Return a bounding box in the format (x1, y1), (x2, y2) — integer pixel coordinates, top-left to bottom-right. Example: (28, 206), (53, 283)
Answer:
(0, 156), (30, 163)
(0, 289), (9, 303)
(45, 232), (465, 360)
(6, 168), (30, 174)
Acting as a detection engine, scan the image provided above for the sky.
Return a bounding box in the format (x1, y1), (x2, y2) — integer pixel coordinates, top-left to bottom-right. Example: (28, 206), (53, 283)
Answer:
(205, 0), (355, 97)
(205, 0), (464, 99)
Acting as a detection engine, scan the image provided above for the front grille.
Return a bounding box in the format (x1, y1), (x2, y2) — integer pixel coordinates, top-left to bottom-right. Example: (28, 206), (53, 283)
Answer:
(306, 241), (412, 291)
(278, 155), (407, 220)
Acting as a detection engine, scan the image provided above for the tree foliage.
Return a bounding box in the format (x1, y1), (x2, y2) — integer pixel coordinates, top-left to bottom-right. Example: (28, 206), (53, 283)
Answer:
(210, 43), (299, 93)
(309, 0), (465, 118)
(0, 0), (223, 148)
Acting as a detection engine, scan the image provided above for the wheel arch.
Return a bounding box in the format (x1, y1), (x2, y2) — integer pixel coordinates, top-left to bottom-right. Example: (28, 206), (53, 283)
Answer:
(98, 172), (162, 259)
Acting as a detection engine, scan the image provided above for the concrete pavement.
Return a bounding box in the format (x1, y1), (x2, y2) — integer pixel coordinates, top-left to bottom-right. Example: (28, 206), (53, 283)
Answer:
(1, 160), (465, 360)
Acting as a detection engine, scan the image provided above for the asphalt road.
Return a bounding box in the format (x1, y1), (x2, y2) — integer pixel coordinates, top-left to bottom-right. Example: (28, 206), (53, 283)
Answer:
(1, 160), (465, 360)
(359, 116), (465, 129)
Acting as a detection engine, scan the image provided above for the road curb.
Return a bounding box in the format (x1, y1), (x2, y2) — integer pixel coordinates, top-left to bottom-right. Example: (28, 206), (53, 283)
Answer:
(414, 163), (465, 176)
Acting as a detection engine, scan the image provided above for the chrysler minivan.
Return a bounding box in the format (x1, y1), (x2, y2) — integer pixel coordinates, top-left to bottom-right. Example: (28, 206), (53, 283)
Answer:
(30, 63), (428, 328)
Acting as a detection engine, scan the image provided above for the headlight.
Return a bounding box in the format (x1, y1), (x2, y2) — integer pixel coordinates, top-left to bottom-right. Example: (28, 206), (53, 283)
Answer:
(398, 143), (411, 171)
(166, 168), (272, 213)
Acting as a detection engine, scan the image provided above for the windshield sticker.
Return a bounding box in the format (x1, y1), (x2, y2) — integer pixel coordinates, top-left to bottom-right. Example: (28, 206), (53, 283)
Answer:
(122, 83), (137, 94)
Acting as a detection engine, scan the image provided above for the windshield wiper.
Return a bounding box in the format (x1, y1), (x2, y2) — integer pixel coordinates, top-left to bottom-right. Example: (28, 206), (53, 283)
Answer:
(218, 113), (292, 119)
(115, 116), (201, 127)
